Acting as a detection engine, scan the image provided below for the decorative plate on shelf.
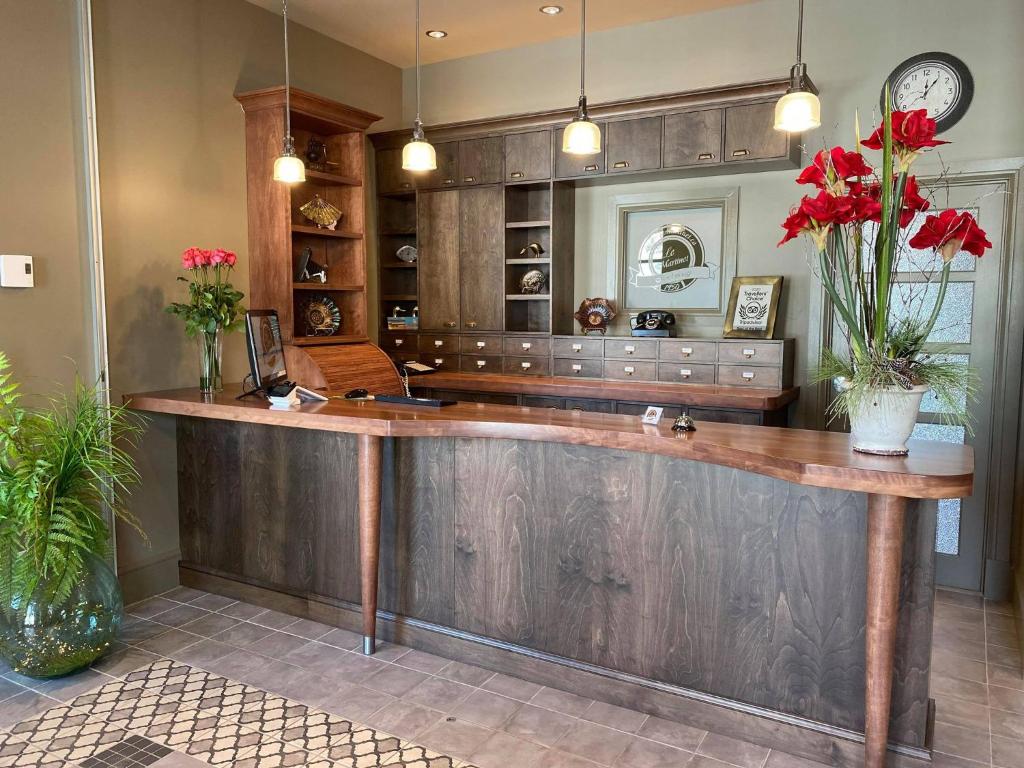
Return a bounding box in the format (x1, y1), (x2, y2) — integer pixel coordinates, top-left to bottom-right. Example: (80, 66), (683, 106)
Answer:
(574, 298), (617, 335)
(396, 245), (418, 263)
(302, 294), (341, 336)
(299, 195), (343, 230)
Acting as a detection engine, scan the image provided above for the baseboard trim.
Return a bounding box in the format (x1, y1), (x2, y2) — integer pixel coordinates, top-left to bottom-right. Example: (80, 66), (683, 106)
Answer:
(984, 558), (1012, 602)
(118, 551), (180, 604)
(180, 563), (934, 767)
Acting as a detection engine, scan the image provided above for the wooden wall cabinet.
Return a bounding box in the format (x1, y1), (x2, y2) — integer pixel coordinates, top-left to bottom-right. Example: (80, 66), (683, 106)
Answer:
(423, 141), (459, 189)
(459, 187), (504, 331)
(606, 116), (662, 174)
(376, 148), (415, 194)
(504, 130), (552, 182)
(663, 109), (723, 168)
(724, 102), (790, 163)
(417, 191), (461, 330)
(459, 136), (503, 185)
(553, 124), (607, 179)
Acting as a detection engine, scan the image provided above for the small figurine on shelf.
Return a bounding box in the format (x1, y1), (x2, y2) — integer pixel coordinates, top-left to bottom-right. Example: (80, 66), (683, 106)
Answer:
(519, 269), (547, 295)
(299, 195), (343, 230)
(573, 298), (617, 335)
(519, 242), (545, 258)
(305, 137), (328, 171)
(294, 247), (327, 284)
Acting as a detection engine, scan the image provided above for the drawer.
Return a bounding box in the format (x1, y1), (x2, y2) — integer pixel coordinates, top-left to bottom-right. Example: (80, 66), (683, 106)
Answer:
(718, 341), (782, 365)
(616, 401), (682, 419)
(421, 353), (459, 372)
(603, 360), (658, 382)
(389, 352), (421, 367)
(503, 337), (551, 357)
(522, 396), (564, 409)
(434, 389), (518, 406)
(460, 335), (504, 354)
(503, 356), (551, 376)
(552, 337), (604, 358)
(418, 334), (460, 353)
(381, 333), (418, 352)
(565, 398), (614, 414)
(460, 355), (502, 374)
(717, 364), (782, 389)
(659, 340), (717, 363)
(657, 363), (716, 384)
(687, 406), (762, 426)
(553, 357), (603, 378)
(604, 339), (658, 359)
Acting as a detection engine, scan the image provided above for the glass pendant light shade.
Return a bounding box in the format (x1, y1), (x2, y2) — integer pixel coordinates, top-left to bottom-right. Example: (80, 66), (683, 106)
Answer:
(402, 129), (437, 171)
(562, 116), (601, 154)
(774, 88), (821, 133)
(273, 152), (306, 183)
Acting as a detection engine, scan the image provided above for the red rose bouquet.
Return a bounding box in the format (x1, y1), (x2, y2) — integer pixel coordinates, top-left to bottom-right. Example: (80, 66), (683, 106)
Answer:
(779, 96), (989, 452)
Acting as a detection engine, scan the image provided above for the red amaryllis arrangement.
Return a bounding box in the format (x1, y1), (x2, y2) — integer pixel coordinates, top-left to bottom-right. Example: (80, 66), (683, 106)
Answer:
(166, 248), (245, 394)
(779, 98), (990, 452)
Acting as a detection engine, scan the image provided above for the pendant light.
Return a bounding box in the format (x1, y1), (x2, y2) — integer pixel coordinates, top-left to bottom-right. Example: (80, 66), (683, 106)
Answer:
(273, 0), (305, 182)
(402, 0), (437, 171)
(562, 0), (600, 155)
(774, 0), (821, 133)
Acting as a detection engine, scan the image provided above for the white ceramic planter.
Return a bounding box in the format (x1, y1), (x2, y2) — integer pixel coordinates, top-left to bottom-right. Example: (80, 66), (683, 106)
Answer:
(847, 385), (929, 456)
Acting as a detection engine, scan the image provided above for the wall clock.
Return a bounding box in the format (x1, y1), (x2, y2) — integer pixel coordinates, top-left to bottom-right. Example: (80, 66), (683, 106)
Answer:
(881, 52), (973, 133)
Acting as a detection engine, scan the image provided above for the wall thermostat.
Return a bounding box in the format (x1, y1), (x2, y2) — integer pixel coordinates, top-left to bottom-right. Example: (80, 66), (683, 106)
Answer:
(0, 255), (33, 288)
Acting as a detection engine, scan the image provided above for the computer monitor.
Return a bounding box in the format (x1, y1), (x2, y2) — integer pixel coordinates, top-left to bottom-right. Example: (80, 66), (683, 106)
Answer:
(245, 310), (289, 391)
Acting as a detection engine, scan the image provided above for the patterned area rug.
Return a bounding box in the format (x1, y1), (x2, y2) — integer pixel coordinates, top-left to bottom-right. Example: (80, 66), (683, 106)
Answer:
(0, 659), (479, 767)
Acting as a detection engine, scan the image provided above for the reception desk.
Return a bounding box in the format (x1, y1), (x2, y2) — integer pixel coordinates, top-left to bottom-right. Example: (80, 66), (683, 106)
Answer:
(129, 388), (973, 768)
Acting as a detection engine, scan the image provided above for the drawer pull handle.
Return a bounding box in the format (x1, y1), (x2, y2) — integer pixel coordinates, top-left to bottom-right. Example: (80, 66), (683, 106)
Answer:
(466, 321), (478, 328)
(521, 362), (532, 370)
(698, 152), (715, 160)
(572, 406), (585, 412)
(442, 178), (455, 185)
(584, 164), (599, 172)
(680, 369), (692, 378)
(572, 364), (582, 372)
(743, 348), (756, 358)
(680, 347), (693, 356)
(521, 342), (532, 350)
(463, 176), (476, 183)
(434, 340), (444, 347)
(394, 339), (403, 346)
(445, 321), (457, 328)
(732, 149), (750, 157)
(476, 341), (486, 348)
(476, 360), (486, 368)
(624, 366), (635, 375)
(625, 345), (635, 354)
(572, 343), (582, 352)
(742, 371), (756, 380)
(510, 171), (524, 179)
(434, 358), (444, 366)
(400, 182), (412, 188)
(613, 161), (629, 169)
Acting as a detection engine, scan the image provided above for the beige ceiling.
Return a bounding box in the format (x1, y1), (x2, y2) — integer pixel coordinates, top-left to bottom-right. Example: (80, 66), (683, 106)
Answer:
(246, 0), (760, 67)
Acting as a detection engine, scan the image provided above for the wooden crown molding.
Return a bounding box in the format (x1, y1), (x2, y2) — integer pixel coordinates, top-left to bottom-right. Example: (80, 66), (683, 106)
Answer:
(236, 86), (382, 134)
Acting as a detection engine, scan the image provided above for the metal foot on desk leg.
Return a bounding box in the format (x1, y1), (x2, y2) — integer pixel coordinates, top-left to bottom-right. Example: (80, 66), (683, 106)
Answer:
(363, 636), (375, 656)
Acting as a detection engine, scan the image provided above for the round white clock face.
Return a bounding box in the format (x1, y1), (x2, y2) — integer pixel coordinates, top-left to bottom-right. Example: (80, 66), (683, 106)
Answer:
(892, 61), (961, 121)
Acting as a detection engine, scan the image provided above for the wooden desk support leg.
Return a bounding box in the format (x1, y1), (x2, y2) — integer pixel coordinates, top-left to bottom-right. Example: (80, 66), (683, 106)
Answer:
(864, 493), (907, 768)
(358, 434), (383, 656)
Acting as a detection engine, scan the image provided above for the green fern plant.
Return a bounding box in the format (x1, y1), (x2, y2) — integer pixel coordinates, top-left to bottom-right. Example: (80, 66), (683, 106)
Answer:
(0, 351), (147, 615)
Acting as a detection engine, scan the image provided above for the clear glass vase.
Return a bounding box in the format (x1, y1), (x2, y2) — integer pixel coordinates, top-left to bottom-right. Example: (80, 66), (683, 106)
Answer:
(197, 327), (224, 394)
(0, 552), (124, 678)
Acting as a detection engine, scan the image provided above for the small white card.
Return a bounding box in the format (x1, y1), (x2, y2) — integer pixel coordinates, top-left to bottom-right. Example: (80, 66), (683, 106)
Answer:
(641, 406), (664, 425)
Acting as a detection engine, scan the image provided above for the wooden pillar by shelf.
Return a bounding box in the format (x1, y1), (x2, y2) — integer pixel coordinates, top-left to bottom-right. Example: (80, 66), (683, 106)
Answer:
(357, 434), (383, 655)
(864, 493), (908, 768)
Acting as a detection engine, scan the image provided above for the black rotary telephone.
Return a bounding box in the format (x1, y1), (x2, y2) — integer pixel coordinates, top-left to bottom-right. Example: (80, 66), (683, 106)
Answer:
(630, 310), (676, 335)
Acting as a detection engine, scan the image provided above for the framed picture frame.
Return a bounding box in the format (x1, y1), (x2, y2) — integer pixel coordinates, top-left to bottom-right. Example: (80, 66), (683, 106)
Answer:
(607, 190), (738, 332)
(723, 276), (784, 339)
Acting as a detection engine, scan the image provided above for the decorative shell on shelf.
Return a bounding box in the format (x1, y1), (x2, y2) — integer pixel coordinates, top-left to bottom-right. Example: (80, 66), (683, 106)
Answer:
(573, 298), (617, 335)
(519, 269), (547, 295)
(396, 245), (418, 263)
(299, 195), (343, 230)
(302, 295), (341, 336)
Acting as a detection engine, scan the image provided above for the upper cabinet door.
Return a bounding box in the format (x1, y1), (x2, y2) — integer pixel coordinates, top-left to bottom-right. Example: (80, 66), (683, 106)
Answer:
(376, 148), (415, 194)
(553, 124), (607, 179)
(417, 191), (461, 331)
(459, 137), (504, 185)
(459, 187), (504, 332)
(504, 130), (551, 182)
(724, 102), (789, 162)
(606, 116), (662, 174)
(423, 141), (459, 189)
(663, 109), (723, 168)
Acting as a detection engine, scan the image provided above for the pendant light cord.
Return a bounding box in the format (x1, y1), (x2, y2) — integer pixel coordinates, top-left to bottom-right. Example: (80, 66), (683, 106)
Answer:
(415, 0), (422, 126)
(579, 0), (586, 98)
(795, 0), (803, 65)
(283, 0), (292, 141)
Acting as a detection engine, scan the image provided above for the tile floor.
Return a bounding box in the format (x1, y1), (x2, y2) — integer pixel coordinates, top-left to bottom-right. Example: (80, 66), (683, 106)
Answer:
(0, 585), (1017, 768)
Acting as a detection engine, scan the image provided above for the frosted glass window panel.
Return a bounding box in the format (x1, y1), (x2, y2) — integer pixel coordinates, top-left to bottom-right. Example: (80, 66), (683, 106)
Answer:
(888, 281), (973, 343)
(860, 210), (979, 274)
(919, 354), (970, 414)
(911, 422), (966, 444)
(935, 498), (961, 555)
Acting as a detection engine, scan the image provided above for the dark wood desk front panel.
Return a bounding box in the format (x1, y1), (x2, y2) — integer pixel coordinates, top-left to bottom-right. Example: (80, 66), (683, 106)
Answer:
(176, 416), (936, 750)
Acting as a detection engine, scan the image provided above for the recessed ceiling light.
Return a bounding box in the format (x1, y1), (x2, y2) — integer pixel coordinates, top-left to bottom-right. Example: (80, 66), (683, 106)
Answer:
(425, 29), (447, 39)
(539, 5), (563, 15)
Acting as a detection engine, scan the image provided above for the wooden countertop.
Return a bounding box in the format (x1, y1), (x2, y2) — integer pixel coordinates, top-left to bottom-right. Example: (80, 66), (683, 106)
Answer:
(127, 386), (973, 499)
(416, 372), (799, 410)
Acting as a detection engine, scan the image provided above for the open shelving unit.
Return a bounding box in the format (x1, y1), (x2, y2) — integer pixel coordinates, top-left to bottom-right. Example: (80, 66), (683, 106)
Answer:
(376, 188), (419, 333)
(237, 86), (381, 345)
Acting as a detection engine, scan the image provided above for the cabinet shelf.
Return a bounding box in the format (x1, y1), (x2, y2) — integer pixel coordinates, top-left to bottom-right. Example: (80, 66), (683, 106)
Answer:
(292, 283), (364, 291)
(382, 263), (418, 269)
(506, 220), (551, 229)
(382, 294), (417, 301)
(380, 228), (416, 236)
(506, 294), (550, 301)
(505, 258), (550, 265)
(305, 169), (361, 187)
(292, 225), (363, 239)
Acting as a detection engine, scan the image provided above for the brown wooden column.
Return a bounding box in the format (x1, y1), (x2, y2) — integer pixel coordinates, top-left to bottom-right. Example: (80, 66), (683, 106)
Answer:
(864, 493), (908, 768)
(357, 433), (383, 655)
